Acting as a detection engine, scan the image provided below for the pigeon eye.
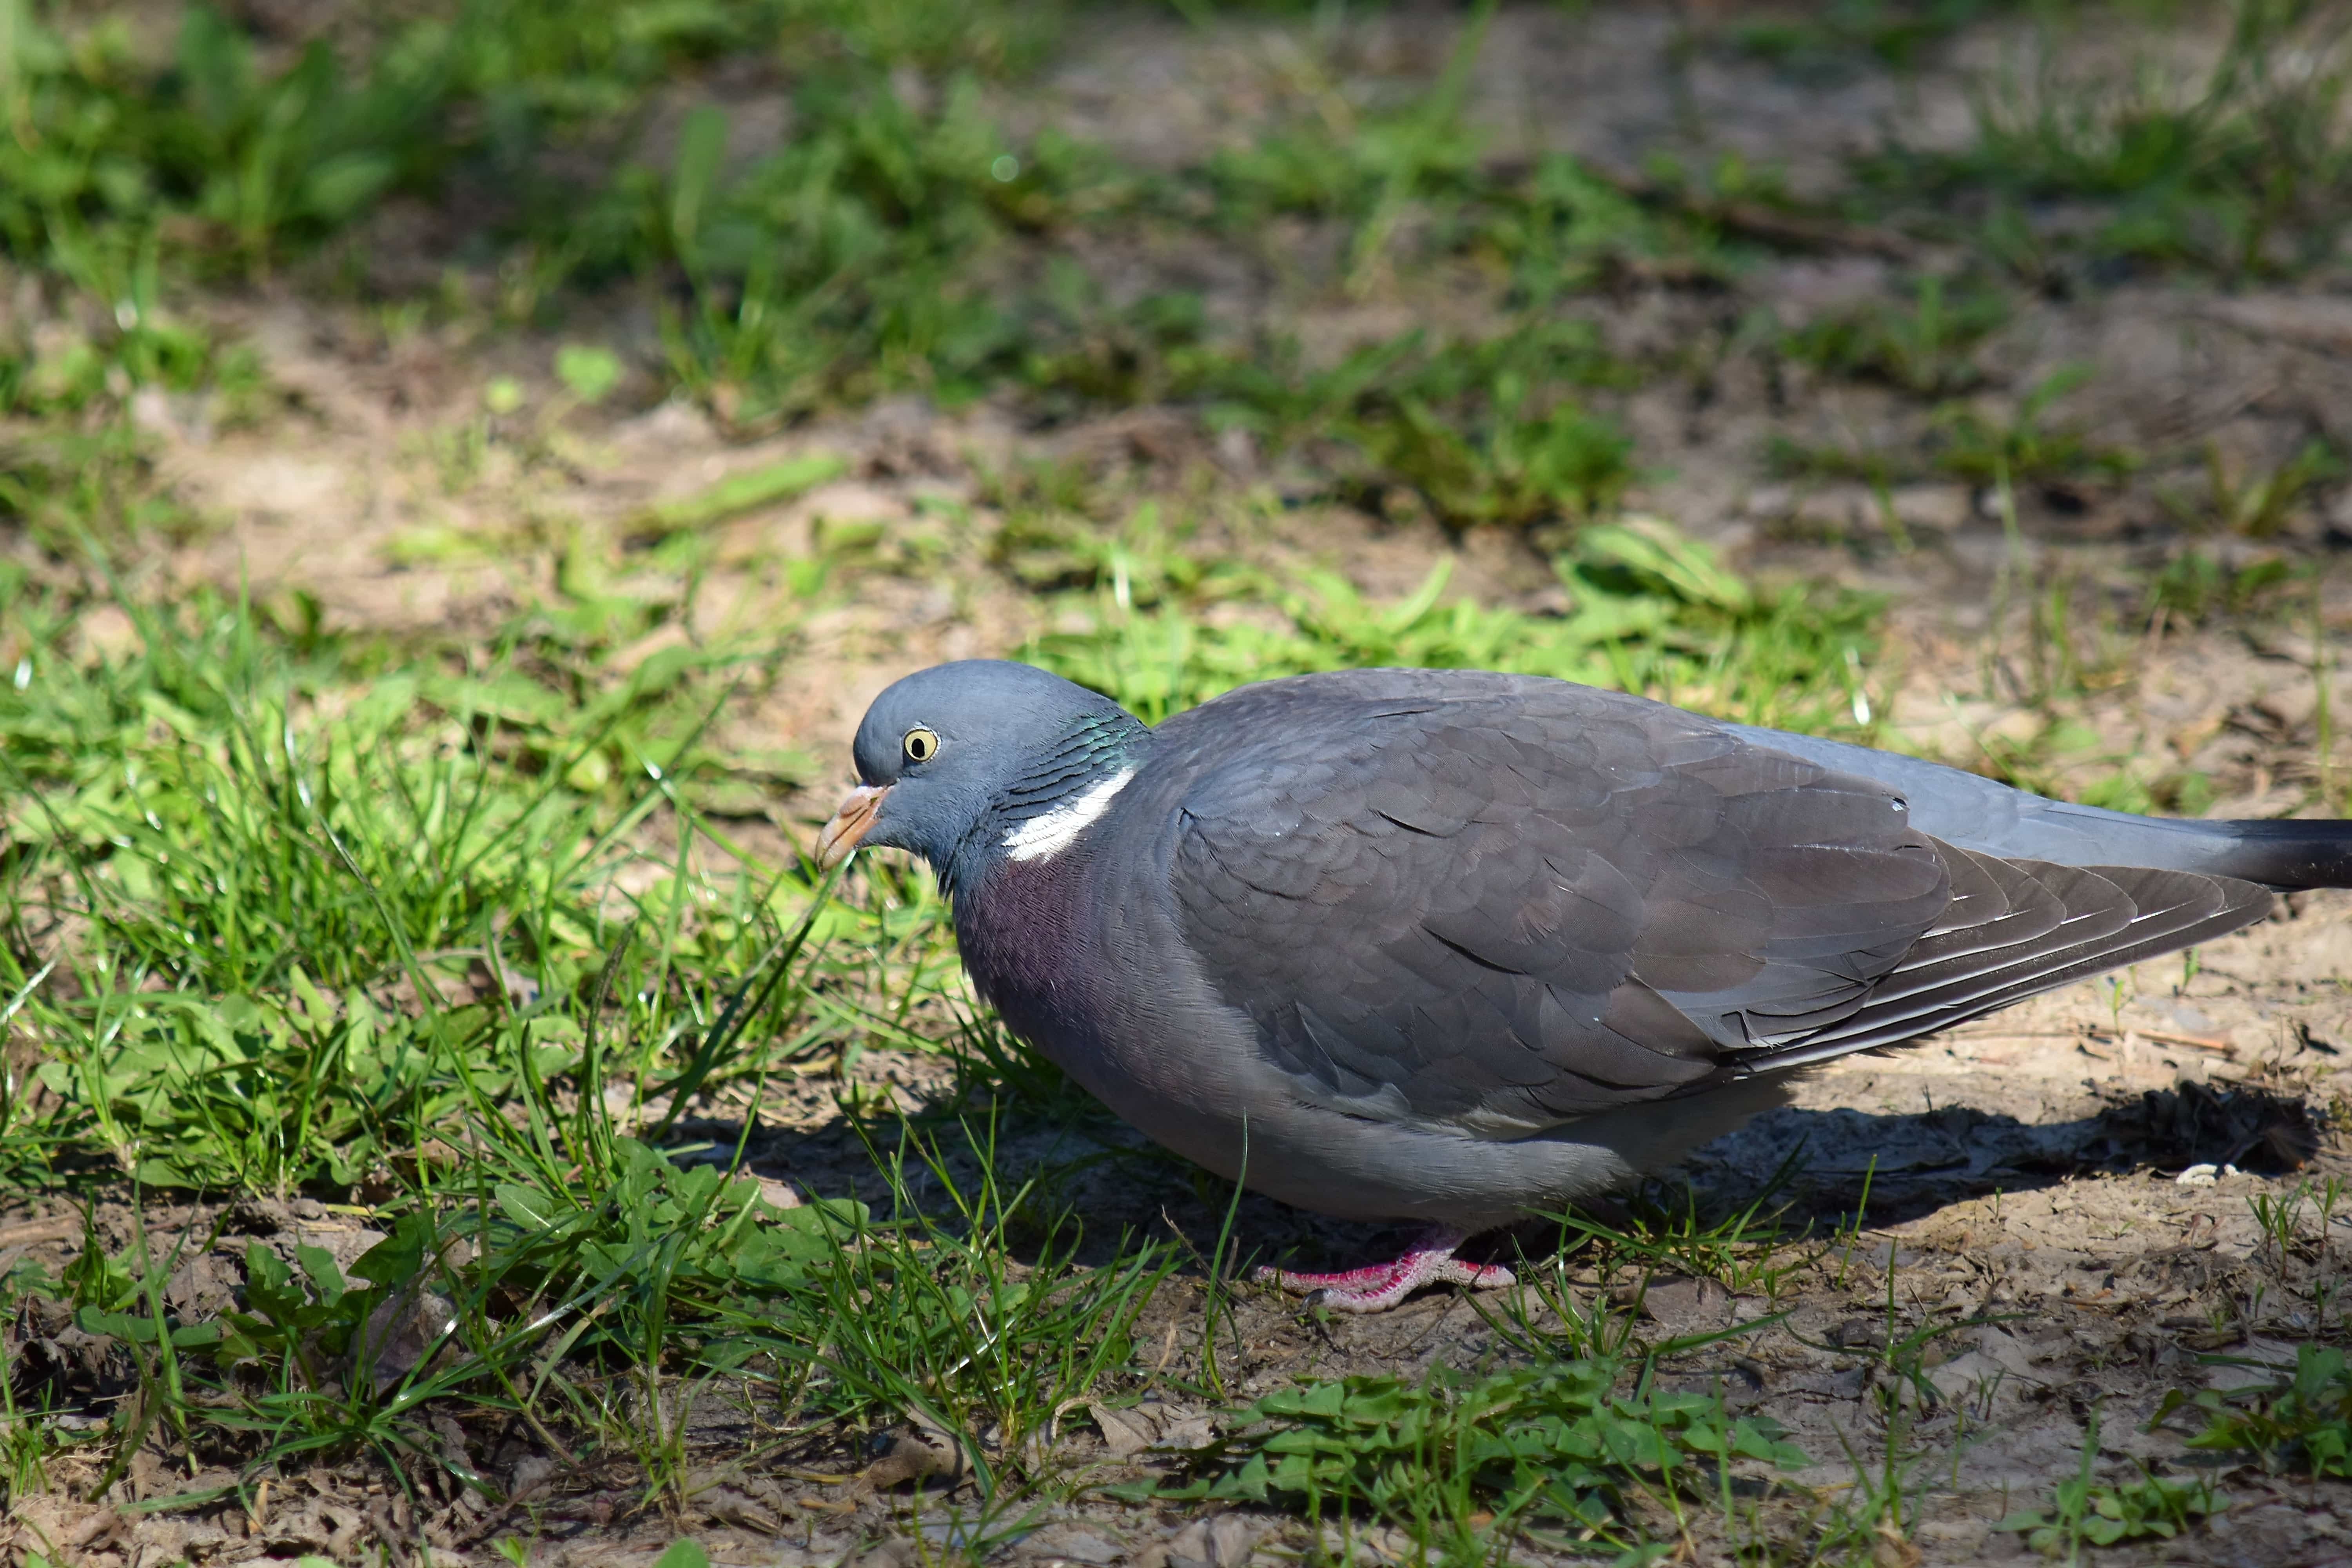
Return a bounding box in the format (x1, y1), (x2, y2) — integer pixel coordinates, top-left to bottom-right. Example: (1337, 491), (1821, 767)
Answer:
(902, 727), (940, 764)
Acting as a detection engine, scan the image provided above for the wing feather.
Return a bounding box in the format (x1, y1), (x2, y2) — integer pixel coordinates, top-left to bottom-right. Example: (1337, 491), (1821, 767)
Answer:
(1160, 677), (1945, 1130)
(1152, 671), (2276, 1137)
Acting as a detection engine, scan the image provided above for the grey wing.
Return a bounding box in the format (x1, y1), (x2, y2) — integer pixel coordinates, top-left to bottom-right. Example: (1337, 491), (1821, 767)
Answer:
(1162, 681), (1952, 1135)
(1163, 675), (2273, 1136)
(1753, 850), (2268, 1068)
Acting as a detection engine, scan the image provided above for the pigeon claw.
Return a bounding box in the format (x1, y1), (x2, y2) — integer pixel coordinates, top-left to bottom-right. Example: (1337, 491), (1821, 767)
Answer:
(1255, 1229), (1515, 1314)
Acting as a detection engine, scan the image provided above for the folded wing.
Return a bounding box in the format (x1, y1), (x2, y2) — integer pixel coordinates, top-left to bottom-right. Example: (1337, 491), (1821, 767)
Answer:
(1161, 673), (2267, 1134)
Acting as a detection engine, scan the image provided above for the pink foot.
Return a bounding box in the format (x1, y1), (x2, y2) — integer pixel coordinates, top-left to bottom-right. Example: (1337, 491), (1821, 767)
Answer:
(1253, 1229), (1517, 1314)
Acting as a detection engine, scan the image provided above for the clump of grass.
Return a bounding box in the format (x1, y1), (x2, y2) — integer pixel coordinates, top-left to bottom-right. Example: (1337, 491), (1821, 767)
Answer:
(0, 4), (445, 280)
(0, 0), (1700, 544)
(0, 0), (1093, 512)
(1729, 0), (2035, 75)
(17, 1151), (855, 1494)
(2159, 437), (2344, 537)
(1494, 152), (1735, 298)
(1337, 359), (1634, 530)
(1018, 280), (1224, 419)
(0, 0), (868, 550)
(1926, 367), (2138, 488)
(0, 565), (937, 1194)
(1022, 314), (1637, 532)
(1551, 1163), (1815, 1305)
(500, 0), (1094, 426)
(1030, 517), (1885, 736)
(2159, 1342), (2352, 1479)
(0, 567), (1177, 1515)
(5, 1105), (1164, 1513)
(746, 1116), (1176, 1483)
(1865, 0), (2352, 279)
(1780, 275), (2011, 397)
(1196, 0), (1494, 283)
(2144, 547), (2296, 627)
(0, 0), (949, 284)
(1126, 1357), (1805, 1556)
(0, 238), (256, 548)
(1770, 365), (2136, 491)
(990, 497), (1265, 607)
(608, 87), (1087, 428)
(1999, 1410), (2230, 1559)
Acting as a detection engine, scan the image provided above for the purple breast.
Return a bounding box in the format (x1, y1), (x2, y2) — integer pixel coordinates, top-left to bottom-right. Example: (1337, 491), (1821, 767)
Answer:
(954, 851), (1102, 1044)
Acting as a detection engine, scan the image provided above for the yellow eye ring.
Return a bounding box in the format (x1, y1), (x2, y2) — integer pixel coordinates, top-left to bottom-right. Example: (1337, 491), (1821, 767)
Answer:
(902, 727), (940, 764)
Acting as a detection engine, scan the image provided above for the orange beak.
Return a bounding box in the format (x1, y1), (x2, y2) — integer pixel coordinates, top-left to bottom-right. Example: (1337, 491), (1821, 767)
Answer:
(815, 784), (891, 871)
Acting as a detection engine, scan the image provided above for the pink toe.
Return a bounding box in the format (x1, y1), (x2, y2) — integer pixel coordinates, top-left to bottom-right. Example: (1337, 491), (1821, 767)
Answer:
(1259, 1230), (1512, 1313)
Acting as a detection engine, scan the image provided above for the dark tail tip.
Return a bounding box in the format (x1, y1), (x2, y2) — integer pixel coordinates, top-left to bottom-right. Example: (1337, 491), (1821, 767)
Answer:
(2203, 820), (2352, 891)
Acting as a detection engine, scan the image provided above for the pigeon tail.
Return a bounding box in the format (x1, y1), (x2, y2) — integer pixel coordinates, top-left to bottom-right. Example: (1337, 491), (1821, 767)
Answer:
(2167, 817), (2352, 891)
(1730, 723), (2352, 891)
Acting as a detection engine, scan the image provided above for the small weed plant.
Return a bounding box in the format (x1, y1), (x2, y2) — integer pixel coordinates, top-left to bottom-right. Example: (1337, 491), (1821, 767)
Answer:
(1128, 1359), (1807, 1555)
(2000, 1410), (2230, 1561)
(2159, 1343), (2352, 1479)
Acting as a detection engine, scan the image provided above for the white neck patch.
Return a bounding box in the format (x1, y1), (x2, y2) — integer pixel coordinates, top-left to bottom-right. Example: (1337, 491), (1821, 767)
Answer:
(1002, 768), (1136, 864)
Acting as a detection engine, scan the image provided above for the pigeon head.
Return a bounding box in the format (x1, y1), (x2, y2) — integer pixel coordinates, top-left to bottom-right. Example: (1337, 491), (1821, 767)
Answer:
(817, 660), (1147, 889)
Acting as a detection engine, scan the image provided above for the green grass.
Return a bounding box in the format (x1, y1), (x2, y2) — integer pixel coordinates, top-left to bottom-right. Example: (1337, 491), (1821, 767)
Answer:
(0, 558), (1176, 1517)
(1028, 518), (1886, 734)
(1771, 366), (2140, 493)
(0, 0), (1075, 541)
(1779, 275), (2011, 399)
(7, 1106), (1167, 1517)
(2144, 546), (2298, 626)
(1726, 0), (2040, 75)
(1129, 1358), (1808, 1558)
(2160, 437), (2345, 538)
(5, 0), (2347, 560)
(15, 0), (2334, 561)
(0, 564), (886, 1191)
(1860, 0), (2352, 281)
(1999, 1409), (2231, 1563)
(1122, 1224), (1824, 1562)
(0, 0), (1817, 551)
(2158, 1342), (2352, 1480)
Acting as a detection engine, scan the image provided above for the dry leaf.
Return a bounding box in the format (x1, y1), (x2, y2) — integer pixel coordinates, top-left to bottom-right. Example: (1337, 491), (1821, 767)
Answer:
(1161, 1514), (1260, 1568)
(862, 1425), (963, 1489)
(684, 1468), (793, 1534)
(1156, 1412), (1217, 1452)
(1088, 1402), (1160, 1459)
(353, 1285), (456, 1394)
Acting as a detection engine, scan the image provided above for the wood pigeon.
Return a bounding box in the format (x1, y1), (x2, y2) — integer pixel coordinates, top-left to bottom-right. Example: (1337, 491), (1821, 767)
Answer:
(818, 661), (2350, 1311)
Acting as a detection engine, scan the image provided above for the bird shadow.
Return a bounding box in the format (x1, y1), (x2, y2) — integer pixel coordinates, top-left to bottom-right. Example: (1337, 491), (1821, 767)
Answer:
(1679, 1076), (2325, 1232)
(683, 1062), (2325, 1281)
